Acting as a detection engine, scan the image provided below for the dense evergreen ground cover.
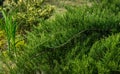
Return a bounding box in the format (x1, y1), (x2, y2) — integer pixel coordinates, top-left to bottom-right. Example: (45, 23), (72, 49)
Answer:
(0, 0), (120, 74)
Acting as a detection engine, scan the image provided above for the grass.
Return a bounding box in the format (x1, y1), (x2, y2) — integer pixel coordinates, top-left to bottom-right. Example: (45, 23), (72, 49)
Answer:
(2, 10), (17, 54)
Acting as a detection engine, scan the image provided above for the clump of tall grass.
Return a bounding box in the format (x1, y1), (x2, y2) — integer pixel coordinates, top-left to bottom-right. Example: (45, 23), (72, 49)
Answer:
(2, 10), (17, 54)
(0, 10), (18, 74)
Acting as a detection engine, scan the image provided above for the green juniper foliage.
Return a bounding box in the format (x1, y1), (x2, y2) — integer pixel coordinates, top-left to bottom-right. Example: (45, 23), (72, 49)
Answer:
(0, 0), (120, 74)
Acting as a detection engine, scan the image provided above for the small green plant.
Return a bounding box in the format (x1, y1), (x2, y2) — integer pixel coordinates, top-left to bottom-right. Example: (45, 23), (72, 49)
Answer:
(2, 11), (17, 53)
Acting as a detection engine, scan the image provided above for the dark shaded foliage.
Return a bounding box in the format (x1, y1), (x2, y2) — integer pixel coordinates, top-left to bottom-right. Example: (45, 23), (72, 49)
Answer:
(0, 0), (4, 6)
